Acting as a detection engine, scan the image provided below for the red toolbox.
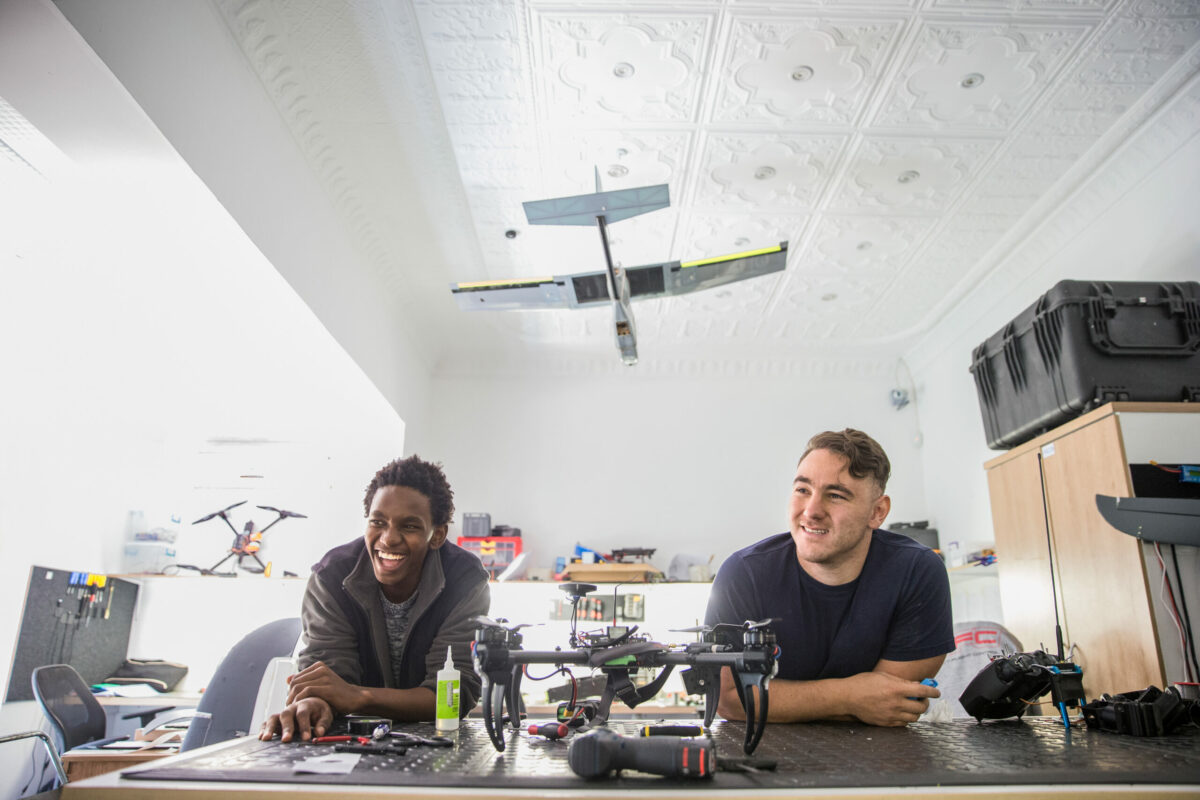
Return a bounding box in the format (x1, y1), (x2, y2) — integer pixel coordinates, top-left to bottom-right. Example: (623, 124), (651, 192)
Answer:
(456, 536), (522, 579)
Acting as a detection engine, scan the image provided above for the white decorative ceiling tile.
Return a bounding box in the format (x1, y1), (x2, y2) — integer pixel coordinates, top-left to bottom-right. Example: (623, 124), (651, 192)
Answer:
(874, 21), (1089, 130)
(677, 213), (800, 261)
(829, 137), (997, 212)
(541, 130), (690, 195)
(854, 277), (949, 337)
(804, 215), (937, 278)
(1062, 10), (1200, 103)
(413, 0), (517, 41)
(928, 0), (1110, 11)
(694, 133), (846, 210)
(777, 273), (880, 315)
(534, 12), (712, 123)
(1023, 81), (1147, 137)
(714, 16), (901, 126)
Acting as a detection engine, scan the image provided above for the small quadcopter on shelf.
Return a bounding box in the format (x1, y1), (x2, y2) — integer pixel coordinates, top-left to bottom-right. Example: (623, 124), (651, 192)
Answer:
(471, 581), (780, 755)
(191, 501), (307, 575)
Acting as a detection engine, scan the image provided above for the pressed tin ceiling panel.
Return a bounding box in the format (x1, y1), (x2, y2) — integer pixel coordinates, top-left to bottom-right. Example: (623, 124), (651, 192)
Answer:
(199, 0), (1200, 365)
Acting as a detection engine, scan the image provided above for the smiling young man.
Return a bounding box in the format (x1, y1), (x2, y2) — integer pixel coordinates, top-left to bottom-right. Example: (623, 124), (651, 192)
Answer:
(261, 455), (489, 742)
(704, 429), (953, 727)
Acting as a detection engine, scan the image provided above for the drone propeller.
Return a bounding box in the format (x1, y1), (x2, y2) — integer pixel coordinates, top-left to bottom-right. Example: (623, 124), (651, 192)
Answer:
(743, 617), (778, 631)
(669, 624), (711, 634)
(256, 505), (308, 519)
(472, 615), (532, 632)
(192, 500), (247, 524)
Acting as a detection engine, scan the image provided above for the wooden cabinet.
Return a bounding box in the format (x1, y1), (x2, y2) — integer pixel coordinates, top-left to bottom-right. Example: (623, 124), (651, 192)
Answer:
(984, 402), (1200, 699)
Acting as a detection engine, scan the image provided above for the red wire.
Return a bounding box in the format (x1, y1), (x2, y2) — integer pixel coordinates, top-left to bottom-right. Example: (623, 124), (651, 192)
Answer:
(1155, 543), (1192, 682)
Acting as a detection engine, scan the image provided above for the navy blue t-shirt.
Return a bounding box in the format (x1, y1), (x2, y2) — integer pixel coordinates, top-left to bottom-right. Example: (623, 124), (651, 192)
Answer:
(704, 530), (954, 680)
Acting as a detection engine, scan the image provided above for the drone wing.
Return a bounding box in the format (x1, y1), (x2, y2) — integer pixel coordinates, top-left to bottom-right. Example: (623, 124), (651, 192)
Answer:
(522, 184), (669, 226)
(450, 241), (787, 312)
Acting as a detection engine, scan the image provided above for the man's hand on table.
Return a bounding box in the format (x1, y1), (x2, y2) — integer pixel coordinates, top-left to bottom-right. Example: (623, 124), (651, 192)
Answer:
(846, 671), (940, 727)
(259, 696), (333, 742)
(284, 661), (366, 714)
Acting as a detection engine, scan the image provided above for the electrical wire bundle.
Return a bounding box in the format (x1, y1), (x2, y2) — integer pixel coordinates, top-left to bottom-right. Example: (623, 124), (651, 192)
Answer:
(1147, 460), (1200, 684)
(1153, 541), (1198, 684)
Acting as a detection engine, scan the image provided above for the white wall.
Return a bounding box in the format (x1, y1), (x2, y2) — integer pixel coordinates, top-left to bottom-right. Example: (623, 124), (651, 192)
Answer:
(907, 96), (1200, 565)
(52, 0), (457, 450)
(0, 0), (425, 766)
(426, 365), (929, 574)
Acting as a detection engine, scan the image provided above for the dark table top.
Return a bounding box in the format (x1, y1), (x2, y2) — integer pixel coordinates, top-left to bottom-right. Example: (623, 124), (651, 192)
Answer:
(109, 716), (1200, 793)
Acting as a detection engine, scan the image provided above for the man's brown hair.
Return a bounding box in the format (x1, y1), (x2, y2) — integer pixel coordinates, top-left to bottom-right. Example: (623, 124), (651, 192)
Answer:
(799, 429), (891, 493)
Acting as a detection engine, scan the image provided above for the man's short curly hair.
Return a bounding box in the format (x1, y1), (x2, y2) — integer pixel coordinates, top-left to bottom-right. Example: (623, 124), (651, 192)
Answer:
(799, 429), (891, 494)
(363, 455), (455, 527)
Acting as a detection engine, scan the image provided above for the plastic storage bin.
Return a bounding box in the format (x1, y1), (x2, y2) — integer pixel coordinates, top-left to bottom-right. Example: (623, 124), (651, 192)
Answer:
(970, 280), (1200, 449)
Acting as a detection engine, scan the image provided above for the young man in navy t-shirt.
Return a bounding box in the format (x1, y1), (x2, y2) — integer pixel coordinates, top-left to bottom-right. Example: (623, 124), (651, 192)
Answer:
(705, 428), (953, 727)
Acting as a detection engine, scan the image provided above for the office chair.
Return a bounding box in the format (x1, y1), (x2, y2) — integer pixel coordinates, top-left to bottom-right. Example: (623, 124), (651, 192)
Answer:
(30, 664), (126, 752)
(180, 616), (302, 752)
(30, 664), (179, 754)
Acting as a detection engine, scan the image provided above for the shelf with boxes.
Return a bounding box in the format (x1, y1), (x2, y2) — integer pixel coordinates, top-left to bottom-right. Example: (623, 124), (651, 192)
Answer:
(456, 512), (524, 580)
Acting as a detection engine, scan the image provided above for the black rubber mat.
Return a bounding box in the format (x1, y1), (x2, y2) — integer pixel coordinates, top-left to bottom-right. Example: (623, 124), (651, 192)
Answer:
(125, 717), (1200, 789)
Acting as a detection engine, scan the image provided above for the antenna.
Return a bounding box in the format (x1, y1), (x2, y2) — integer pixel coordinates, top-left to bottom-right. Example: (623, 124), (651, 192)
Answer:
(1036, 450), (1067, 661)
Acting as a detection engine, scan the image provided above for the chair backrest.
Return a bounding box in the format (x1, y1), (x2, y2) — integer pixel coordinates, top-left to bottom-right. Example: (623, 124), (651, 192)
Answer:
(31, 664), (107, 752)
(180, 617), (302, 752)
(935, 620), (1024, 718)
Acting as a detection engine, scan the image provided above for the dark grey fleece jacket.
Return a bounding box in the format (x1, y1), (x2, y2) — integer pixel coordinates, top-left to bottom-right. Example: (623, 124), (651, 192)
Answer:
(299, 539), (489, 714)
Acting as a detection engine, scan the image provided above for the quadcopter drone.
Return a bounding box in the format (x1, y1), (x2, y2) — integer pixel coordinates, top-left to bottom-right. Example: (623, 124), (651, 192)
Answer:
(191, 501), (307, 574)
(472, 582), (780, 755)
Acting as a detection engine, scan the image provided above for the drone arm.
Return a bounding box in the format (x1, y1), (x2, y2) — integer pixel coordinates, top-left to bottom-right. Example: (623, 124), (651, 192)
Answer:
(258, 516), (284, 534)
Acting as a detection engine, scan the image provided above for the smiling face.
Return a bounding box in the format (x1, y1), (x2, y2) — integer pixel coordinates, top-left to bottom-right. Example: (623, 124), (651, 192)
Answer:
(789, 448), (890, 585)
(365, 485), (447, 603)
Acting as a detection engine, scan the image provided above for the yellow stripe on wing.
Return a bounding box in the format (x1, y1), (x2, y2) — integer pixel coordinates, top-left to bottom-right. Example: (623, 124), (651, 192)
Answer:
(679, 244), (783, 269)
(455, 276), (556, 290)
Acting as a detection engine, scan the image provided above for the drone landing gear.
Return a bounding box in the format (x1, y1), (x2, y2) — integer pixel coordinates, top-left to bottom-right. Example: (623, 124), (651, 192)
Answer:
(207, 548), (268, 575)
(732, 671), (771, 754)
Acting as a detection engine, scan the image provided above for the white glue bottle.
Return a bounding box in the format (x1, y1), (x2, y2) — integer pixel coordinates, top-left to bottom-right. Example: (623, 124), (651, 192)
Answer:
(435, 645), (460, 732)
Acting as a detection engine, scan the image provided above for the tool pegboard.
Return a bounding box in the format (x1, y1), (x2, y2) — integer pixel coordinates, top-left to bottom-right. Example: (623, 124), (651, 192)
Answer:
(5, 565), (139, 701)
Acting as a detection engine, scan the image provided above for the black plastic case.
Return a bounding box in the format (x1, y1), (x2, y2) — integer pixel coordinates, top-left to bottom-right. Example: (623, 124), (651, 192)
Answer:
(970, 280), (1200, 450)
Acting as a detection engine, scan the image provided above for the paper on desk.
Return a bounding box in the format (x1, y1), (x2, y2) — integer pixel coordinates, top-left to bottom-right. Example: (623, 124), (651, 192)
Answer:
(294, 753), (360, 774)
(100, 740), (177, 751)
(91, 682), (162, 697)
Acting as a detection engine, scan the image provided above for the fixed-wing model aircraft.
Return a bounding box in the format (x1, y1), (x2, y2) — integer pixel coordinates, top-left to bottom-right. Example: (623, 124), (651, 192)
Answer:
(450, 179), (787, 365)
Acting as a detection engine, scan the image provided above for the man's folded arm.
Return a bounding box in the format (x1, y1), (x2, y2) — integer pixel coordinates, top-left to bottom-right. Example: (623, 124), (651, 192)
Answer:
(716, 653), (946, 727)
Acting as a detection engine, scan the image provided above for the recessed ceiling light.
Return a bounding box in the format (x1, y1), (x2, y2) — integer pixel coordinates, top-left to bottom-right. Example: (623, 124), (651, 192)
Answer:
(857, 241), (872, 251)
(791, 65), (814, 82)
(897, 170), (920, 184)
(607, 164), (629, 178)
(961, 72), (985, 89)
(754, 166), (776, 180)
(613, 62), (635, 78)
(821, 293), (837, 302)
(505, 229), (518, 239)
